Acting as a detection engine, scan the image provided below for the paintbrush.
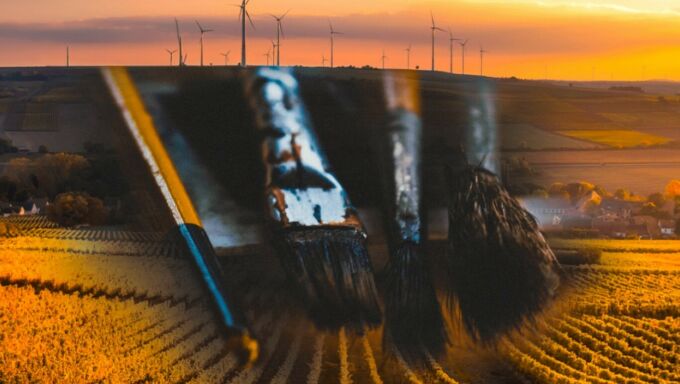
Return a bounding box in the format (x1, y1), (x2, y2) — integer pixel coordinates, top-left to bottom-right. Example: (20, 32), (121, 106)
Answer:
(244, 67), (381, 328)
(103, 67), (258, 365)
(379, 71), (448, 360)
(445, 79), (560, 342)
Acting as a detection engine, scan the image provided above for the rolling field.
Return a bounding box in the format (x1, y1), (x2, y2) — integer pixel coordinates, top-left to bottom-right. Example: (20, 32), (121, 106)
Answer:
(0, 68), (678, 382)
(0, 216), (677, 383)
(557, 130), (670, 149)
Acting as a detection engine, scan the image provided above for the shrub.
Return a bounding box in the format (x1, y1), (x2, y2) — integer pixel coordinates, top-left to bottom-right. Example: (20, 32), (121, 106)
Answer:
(555, 248), (602, 265)
(0, 222), (19, 237)
(47, 192), (109, 227)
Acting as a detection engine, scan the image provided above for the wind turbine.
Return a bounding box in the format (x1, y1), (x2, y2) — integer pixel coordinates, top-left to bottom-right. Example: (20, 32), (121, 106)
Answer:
(405, 44), (412, 70)
(448, 28), (461, 74)
(271, 10), (289, 66)
(430, 12), (446, 71)
(480, 46), (487, 76)
(329, 21), (343, 68)
(322, 55), (328, 67)
(238, 0), (255, 67)
(459, 39), (468, 75)
(270, 40), (277, 64)
(166, 49), (177, 66)
(66, 46), (70, 68)
(264, 49), (271, 66)
(174, 18), (184, 66)
(195, 21), (214, 67)
(381, 49), (387, 70)
(220, 51), (230, 66)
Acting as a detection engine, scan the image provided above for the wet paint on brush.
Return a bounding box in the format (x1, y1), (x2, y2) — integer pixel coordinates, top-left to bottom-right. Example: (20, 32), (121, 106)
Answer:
(245, 67), (381, 328)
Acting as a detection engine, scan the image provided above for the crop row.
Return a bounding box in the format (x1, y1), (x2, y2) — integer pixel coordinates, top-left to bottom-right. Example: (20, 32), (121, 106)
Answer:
(503, 312), (679, 384)
(0, 236), (184, 258)
(0, 249), (204, 302)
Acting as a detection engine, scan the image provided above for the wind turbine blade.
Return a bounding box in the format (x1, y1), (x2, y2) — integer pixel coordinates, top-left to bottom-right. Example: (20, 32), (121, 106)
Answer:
(195, 20), (203, 31)
(431, 11), (435, 26)
(279, 23), (285, 38)
(206, 29), (214, 32)
(246, 11), (255, 29)
(329, 20), (333, 32)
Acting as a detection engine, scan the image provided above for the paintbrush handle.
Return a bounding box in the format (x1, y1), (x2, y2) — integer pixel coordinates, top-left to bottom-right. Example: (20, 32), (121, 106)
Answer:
(245, 68), (363, 231)
(383, 108), (423, 244)
(465, 79), (500, 175)
(381, 72), (424, 244)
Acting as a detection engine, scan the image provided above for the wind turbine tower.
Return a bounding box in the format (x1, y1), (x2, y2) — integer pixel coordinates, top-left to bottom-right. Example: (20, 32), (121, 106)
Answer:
(221, 51), (230, 66)
(430, 12), (445, 71)
(166, 49), (177, 65)
(448, 28), (461, 74)
(264, 49), (271, 66)
(405, 44), (411, 69)
(480, 46), (487, 76)
(329, 21), (343, 68)
(195, 21), (214, 67)
(175, 18), (184, 66)
(381, 49), (387, 70)
(271, 40), (277, 64)
(66, 46), (70, 68)
(238, 0), (255, 67)
(322, 55), (327, 67)
(271, 10), (289, 66)
(459, 39), (468, 75)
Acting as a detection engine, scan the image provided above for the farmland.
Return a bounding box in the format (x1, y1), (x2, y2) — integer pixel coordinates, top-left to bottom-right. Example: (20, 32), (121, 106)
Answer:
(0, 215), (678, 383)
(0, 68), (678, 382)
(557, 129), (670, 149)
(501, 239), (680, 384)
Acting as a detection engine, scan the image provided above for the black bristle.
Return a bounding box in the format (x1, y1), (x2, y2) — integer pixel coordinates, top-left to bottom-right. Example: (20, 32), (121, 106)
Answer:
(446, 165), (560, 342)
(277, 228), (382, 329)
(384, 242), (449, 360)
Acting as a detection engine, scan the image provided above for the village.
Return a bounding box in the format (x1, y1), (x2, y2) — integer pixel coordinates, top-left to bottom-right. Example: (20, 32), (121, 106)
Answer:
(521, 181), (680, 239)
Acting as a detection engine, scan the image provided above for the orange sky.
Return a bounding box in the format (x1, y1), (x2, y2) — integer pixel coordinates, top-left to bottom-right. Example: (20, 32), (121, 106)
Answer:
(1, 0), (679, 80)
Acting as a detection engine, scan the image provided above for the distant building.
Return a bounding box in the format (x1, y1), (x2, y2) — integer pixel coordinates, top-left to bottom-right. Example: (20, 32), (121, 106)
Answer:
(519, 197), (594, 231)
(659, 220), (676, 237)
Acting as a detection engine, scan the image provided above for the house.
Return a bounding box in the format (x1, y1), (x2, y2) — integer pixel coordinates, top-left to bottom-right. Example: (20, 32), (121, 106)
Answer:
(600, 198), (643, 219)
(659, 220), (676, 238)
(519, 196), (590, 231)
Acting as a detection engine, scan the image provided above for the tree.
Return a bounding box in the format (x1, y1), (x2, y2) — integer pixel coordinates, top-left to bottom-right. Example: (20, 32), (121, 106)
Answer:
(615, 188), (631, 200)
(38, 145), (48, 154)
(648, 192), (666, 208)
(46, 192), (108, 227)
(0, 176), (17, 202)
(665, 180), (680, 199)
(565, 182), (596, 202)
(3, 153), (90, 199)
(639, 202), (659, 216)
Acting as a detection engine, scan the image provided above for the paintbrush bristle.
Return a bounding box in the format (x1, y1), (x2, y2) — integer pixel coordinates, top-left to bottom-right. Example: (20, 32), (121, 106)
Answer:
(383, 242), (448, 360)
(277, 227), (382, 329)
(446, 165), (560, 342)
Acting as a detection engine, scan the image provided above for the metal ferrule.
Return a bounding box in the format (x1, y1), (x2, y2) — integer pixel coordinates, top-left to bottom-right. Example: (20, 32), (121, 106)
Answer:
(245, 68), (362, 231)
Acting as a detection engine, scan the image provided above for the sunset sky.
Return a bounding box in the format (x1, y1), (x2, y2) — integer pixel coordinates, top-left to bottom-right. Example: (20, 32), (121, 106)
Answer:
(1, 0), (679, 80)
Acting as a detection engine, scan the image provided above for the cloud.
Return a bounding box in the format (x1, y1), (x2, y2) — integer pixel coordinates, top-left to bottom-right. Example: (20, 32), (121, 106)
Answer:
(0, 6), (677, 56)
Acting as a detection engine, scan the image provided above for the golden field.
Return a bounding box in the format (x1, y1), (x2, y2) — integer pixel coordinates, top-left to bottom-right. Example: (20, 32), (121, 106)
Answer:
(0, 217), (678, 383)
(557, 130), (670, 149)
